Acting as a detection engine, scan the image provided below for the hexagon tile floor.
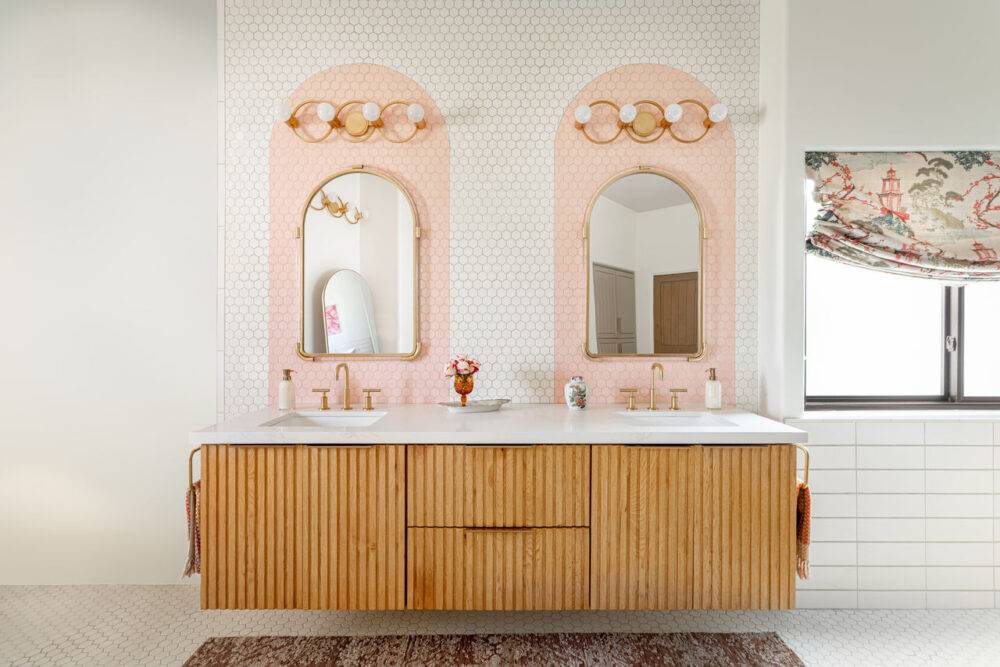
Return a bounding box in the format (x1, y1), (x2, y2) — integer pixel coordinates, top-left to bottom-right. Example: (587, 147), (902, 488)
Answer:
(4, 586), (1000, 666)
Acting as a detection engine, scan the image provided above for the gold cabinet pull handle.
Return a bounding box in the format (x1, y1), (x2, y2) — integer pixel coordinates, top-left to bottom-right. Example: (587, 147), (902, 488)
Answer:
(463, 444), (535, 449)
(463, 527), (535, 533)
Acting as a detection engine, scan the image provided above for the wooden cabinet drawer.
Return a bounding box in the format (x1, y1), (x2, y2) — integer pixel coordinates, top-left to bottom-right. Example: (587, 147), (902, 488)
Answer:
(407, 527), (589, 610)
(407, 445), (589, 527)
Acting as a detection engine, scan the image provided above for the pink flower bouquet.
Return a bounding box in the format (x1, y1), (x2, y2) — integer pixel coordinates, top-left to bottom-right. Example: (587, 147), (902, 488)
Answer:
(444, 354), (481, 377)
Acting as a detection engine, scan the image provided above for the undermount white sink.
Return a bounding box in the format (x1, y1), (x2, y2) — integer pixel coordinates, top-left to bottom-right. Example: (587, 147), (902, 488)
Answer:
(616, 410), (736, 428)
(261, 410), (388, 428)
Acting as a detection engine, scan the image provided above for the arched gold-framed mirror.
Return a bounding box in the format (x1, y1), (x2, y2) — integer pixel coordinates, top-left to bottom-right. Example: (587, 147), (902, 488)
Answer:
(584, 166), (705, 359)
(297, 166), (420, 360)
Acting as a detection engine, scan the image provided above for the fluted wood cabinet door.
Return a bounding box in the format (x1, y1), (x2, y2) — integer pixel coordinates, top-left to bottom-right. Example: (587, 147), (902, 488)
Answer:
(407, 527), (589, 610)
(695, 445), (797, 610)
(200, 444), (405, 610)
(591, 444), (797, 610)
(591, 445), (696, 609)
(407, 445), (589, 527)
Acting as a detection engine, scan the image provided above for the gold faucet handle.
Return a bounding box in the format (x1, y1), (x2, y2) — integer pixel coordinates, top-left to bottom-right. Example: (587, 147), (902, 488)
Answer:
(668, 387), (687, 411)
(362, 388), (381, 411)
(619, 387), (638, 411)
(312, 388), (331, 411)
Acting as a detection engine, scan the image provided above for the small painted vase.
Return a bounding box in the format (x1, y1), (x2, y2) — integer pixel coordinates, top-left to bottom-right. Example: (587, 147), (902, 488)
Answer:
(564, 376), (588, 410)
(454, 373), (475, 407)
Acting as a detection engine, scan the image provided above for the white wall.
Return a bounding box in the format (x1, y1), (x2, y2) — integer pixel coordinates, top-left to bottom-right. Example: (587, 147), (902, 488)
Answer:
(758, 0), (1000, 610)
(759, 0), (1000, 418)
(0, 0), (217, 583)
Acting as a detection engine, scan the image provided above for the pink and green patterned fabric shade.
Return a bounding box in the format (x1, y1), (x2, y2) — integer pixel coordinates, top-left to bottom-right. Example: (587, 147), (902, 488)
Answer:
(806, 151), (1000, 281)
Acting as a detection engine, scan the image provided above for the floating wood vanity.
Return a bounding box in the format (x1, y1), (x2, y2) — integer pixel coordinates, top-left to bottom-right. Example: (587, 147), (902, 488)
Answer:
(192, 405), (807, 611)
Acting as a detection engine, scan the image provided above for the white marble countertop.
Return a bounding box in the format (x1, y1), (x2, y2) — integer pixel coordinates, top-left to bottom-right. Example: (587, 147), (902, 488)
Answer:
(191, 403), (807, 446)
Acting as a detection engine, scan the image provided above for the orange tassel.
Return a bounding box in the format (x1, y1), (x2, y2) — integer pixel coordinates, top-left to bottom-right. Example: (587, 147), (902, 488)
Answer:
(796, 481), (811, 579)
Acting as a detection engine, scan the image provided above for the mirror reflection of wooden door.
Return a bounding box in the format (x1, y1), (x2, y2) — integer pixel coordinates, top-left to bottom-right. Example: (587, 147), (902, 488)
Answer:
(653, 272), (698, 354)
(593, 263), (637, 353)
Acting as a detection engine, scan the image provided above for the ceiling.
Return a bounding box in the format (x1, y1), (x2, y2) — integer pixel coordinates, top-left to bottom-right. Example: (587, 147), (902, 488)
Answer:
(600, 172), (692, 212)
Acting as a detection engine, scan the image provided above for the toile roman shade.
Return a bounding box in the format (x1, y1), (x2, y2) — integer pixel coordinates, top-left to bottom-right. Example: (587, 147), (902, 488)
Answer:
(805, 151), (1000, 281)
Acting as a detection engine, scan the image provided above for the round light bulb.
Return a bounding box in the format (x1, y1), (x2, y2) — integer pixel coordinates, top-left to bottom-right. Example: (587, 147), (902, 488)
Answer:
(618, 104), (637, 124)
(316, 102), (335, 122)
(362, 102), (381, 122)
(665, 103), (683, 123)
(406, 103), (425, 124)
(708, 103), (728, 123)
(574, 105), (592, 125)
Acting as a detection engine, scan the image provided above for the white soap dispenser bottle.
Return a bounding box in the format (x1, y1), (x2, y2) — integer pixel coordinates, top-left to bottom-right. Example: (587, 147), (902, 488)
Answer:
(705, 367), (722, 409)
(278, 369), (296, 410)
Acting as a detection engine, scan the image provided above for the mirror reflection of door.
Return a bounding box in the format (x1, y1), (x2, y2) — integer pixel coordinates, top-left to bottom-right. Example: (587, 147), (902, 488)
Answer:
(593, 264), (636, 354)
(587, 170), (701, 356)
(653, 271), (698, 354)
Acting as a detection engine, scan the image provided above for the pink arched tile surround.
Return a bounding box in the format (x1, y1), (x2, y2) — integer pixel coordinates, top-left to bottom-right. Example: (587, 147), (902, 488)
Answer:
(555, 64), (736, 406)
(269, 64), (450, 406)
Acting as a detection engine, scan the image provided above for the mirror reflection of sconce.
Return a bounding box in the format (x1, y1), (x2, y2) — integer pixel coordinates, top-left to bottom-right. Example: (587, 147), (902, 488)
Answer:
(309, 190), (365, 225)
(574, 99), (727, 145)
(279, 98), (427, 144)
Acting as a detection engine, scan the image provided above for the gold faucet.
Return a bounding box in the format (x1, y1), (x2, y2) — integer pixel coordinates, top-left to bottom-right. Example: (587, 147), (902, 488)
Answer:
(335, 362), (352, 410)
(648, 362), (664, 411)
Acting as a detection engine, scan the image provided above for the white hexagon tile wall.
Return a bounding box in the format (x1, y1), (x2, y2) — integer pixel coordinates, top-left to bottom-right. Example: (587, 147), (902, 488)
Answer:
(222, 0), (759, 416)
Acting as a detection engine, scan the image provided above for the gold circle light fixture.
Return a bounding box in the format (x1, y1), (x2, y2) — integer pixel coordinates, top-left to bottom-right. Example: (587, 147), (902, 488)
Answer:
(573, 97), (728, 145)
(279, 98), (428, 144)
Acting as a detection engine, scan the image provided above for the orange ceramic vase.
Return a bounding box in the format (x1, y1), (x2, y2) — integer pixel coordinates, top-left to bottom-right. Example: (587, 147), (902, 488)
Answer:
(453, 373), (475, 406)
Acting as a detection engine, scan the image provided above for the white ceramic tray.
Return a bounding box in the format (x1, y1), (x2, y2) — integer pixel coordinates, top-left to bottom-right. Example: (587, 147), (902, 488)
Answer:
(438, 399), (511, 413)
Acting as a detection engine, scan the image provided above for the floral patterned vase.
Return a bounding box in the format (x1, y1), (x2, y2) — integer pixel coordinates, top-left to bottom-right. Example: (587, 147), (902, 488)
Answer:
(454, 373), (475, 406)
(564, 376), (588, 410)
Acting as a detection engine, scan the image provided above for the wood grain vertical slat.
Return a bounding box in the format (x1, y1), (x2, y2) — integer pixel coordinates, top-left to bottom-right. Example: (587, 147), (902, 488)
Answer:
(689, 445), (701, 609)
(203, 446), (216, 609)
(224, 445), (236, 608)
(273, 448), (285, 608)
(264, 448), (275, 608)
(255, 448), (266, 608)
(768, 446), (780, 609)
(750, 447), (761, 609)
(245, 448), (256, 608)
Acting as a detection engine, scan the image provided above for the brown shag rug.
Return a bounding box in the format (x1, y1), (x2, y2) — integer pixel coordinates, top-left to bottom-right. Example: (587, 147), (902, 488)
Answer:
(184, 632), (803, 666)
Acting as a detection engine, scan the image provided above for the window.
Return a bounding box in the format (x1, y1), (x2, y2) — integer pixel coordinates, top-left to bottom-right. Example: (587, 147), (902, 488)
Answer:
(805, 255), (1000, 408)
